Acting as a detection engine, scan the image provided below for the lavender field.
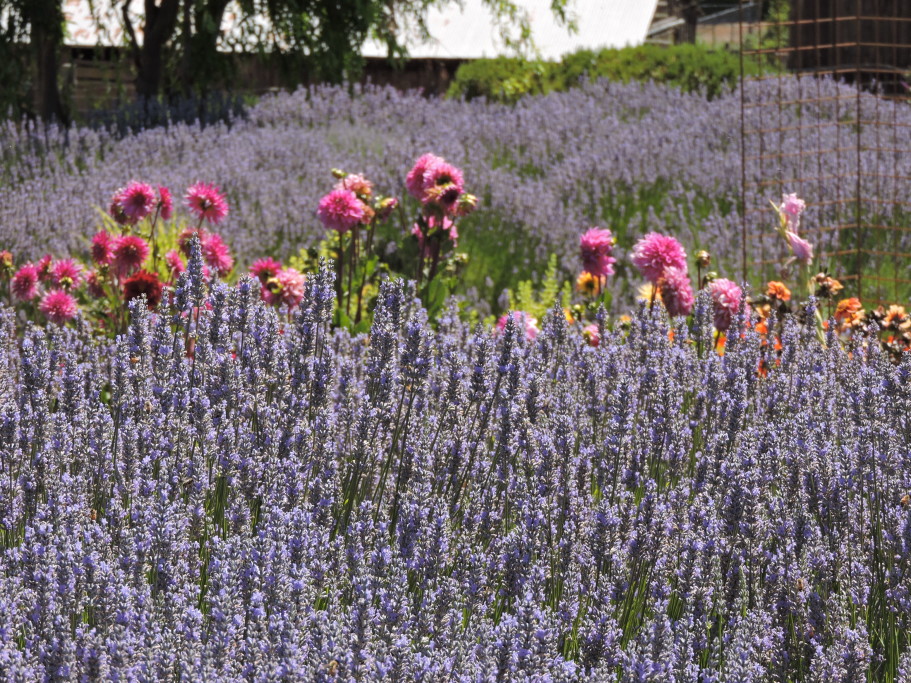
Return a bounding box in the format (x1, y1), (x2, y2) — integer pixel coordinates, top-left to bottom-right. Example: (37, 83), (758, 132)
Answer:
(3, 77), (910, 309)
(1, 76), (910, 681)
(0, 253), (909, 679)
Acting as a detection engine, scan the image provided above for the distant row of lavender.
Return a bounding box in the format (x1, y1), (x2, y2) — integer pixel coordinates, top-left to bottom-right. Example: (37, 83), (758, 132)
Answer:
(2, 77), (906, 282)
(0, 251), (909, 678)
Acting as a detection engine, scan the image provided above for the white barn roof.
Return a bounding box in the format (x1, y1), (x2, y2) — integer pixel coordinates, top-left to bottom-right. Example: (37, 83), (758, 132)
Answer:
(64, 0), (659, 60)
(362, 0), (659, 60)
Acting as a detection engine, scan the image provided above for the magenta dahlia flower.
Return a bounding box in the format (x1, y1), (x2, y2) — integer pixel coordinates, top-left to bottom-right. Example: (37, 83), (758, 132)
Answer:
(111, 235), (150, 277)
(707, 278), (744, 331)
(158, 185), (174, 220)
(579, 228), (616, 278)
(250, 257), (283, 285)
(112, 181), (157, 224)
(185, 182), (229, 225)
(406, 154), (444, 200)
(11, 263), (39, 301)
(495, 311), (539, 342)
(39, 290), (78, 324)
(317, 189), (366, 234)
(91, 231), (114, 266)
(51, 258), (83, 290)
(631, 233), (688, 284)
(165, 249), (185, 276)
(200, 232), (233, 278)
(657, 266), (695, 318)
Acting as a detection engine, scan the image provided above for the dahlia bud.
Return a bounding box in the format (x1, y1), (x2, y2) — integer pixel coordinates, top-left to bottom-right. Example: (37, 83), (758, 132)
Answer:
(453, 193), (479, 217)
(703, 271), (718, 283)
(331, 168), (347, 179)
(0, 251), (13, 277)
(696, 250), (711, 269)
(375, 196), (399, 221)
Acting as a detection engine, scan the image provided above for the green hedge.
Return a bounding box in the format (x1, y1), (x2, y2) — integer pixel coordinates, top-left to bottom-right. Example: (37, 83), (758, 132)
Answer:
(447, 43), (764, 103)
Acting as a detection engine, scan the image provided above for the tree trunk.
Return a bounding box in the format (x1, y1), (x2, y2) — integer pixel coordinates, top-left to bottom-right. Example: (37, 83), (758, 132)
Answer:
(180, 0), (231, 95)
(126, 0), (181, 100)
(30, 3), (65, 122)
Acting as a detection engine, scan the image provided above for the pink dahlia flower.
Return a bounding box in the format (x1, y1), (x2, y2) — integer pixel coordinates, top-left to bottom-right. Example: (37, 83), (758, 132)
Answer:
(40, 290), (78, 324)
(406, 153), (444, 200)
(11, 263), (39, 301)
(658, 266), (695, 318)
(51, 258), (83, 290)
(200, 232), (233, 278)
(785, 231), (814, 264)
(495, 311), (539, 342)
(422, 160), (464, 212)
(185, 182), (229, 225)
(317, 189), (366, 234)
(250, 257), (283, 285)
(91, 231), (114, 266)
(165, 249), (185, 276)
(631, 233), (688, 284)
(579, 228), (616, 278)
(158, 185), (174, 220)
(335, 174), (373, 199)
(111, 235), (150, 277)
(707, 278), (743, 331)
(113, 181), (157, 224)
(262, 267), (306, 309)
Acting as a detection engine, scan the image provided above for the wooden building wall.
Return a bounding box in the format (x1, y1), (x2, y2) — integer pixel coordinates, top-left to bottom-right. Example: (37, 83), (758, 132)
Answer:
(62, 46), (464, 117)
(789, 0), (911, 85)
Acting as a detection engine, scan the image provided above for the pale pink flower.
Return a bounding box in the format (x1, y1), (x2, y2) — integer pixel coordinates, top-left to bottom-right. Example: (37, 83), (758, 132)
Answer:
(39, 290), (78, 324)
(111, 235), (150, 277)
(780, 192), (806, 227)
(185, 182), (229, 225)
(707, 278), (743, 331)
(91, 231), (114, 265)
(785, 230), (814, 264)
(631, 233), (688, 284)
(335, 174), (373, 198)
(51, 258), (83, 290)
(495, 311), (539, 341)
(579, 228), (616, 278)
(658, 266), (695, 317)
(11, 263), (39, 301)
(317, 189), (366, 234)
(406, 153), (444, 200)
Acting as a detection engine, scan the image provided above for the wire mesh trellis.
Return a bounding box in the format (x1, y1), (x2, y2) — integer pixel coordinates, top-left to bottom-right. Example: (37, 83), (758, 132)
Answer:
(738, 0), (911, 306)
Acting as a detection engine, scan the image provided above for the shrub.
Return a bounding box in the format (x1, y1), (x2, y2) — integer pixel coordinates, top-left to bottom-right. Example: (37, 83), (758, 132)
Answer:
(447, 43), (765, 102)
